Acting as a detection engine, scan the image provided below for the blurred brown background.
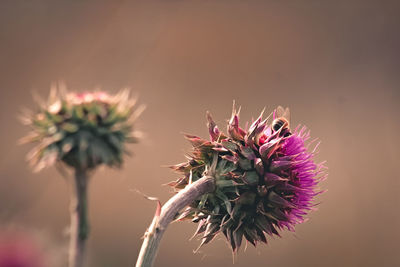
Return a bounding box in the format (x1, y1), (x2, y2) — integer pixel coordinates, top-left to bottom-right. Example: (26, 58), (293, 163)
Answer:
(0, 1), (399, 266)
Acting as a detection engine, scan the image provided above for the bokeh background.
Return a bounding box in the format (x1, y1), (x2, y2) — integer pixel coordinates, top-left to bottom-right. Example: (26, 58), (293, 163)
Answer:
(1, 1), (399, 266)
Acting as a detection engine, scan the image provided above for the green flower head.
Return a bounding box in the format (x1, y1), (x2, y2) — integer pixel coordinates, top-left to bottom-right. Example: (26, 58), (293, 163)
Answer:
(20, 84), (144, 172)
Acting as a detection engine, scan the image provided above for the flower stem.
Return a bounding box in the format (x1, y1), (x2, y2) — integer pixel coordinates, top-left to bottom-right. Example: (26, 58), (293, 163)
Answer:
(69, 168), (90, 267)
(135, 176), (216, 267)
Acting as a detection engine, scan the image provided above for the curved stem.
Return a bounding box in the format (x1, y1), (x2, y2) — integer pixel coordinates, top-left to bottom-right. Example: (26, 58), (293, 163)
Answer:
(135, 176), (215, 267)
(69, 168), (90, 267)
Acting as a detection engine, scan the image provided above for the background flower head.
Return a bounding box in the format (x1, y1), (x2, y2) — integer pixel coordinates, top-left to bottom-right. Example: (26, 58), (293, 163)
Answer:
(170, 105), (327, 252)
(20, 84), (145, 172)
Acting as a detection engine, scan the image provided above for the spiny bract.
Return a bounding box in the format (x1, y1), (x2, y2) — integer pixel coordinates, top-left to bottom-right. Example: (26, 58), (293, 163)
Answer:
(20, 85), (144, 172)
(170, 106), (326, 252)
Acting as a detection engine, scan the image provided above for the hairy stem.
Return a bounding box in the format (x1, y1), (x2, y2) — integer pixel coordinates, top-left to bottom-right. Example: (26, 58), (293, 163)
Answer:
(135, 176), (216, 267)
(69, 168), (90, 267)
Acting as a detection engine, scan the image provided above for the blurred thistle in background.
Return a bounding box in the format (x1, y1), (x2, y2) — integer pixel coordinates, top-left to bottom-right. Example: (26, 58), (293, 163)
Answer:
(19, 83), (144, 267)
(19, 83), (144, 172)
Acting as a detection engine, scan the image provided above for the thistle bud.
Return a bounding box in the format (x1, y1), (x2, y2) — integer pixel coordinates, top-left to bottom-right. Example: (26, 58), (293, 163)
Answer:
(20, 85), (144, 172)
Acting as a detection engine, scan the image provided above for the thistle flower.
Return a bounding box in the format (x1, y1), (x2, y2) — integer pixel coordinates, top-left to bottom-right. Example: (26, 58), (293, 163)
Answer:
(20, 85), (144, 172)
(170, 106), (326, 252)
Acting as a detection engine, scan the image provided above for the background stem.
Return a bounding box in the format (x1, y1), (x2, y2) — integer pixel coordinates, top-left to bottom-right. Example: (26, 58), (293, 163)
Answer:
(69, 168), (90, 267)
(135, 176), (215, 267)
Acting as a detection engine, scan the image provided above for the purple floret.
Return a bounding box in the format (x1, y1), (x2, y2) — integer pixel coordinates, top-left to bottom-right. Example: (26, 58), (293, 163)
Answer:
(278, 126), (327, 229)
